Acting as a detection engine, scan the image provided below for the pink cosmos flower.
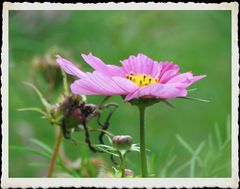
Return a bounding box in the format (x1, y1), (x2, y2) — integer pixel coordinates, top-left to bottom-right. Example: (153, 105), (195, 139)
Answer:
(56, 53), (206, 101)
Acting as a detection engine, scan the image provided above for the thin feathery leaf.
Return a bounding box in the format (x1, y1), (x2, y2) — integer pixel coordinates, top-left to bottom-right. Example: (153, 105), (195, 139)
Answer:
(176, 134), (194, 154)
(188, 88), (198, 92)
(171, 161), (191, 177)
(190, 158), (195, 177)
(208, 133), (214, 151)
(23, 82), (51, 110)
(94, 144), (115, 151)
(211, 161), (231, 175)
(10, 146), (51, 159)
(131, 148), (140, 152)
(17, 107), (46, 115)
(162, 100), (176, 108)
(94, 146), (119, 157)
(159, 155), (176, 177)
(29, 162), (61, 168)
(214, 123), (222, 149)
(105, 134), (113, 145)
(179, 96), (210, 103)
(30, 138), (52, 154)
(59, 163), (80, 177)
(194, 141), (205, 156)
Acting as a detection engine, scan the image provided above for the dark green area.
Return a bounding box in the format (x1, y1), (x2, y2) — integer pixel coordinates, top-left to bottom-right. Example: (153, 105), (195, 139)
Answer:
(9, 10), (231, 177)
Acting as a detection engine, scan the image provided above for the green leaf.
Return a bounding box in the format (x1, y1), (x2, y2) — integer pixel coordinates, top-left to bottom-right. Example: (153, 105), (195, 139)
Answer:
(30, 138), (52, 154)
(23, 82), (51, 110)
(17, 107), (46, 116)
(10, 146), (51, 159)
(194, 141), (205, 156)
(159, 155), (176, 177)
(176, 134), (194, 154)
(87, 159), (96, 177)
(188, 88), (198, 92)
(162, 100), (176, 108)
(171, 161), (191, 177)
(190, 158), (195, 177)
(178, 96), (210, 103)
(29, 162), (59, 168)
(211, 161), (231, 175)
(105, 134), (113, 145)
(214, 123), (222, 149)
(94, 144), (115, 151)
(208, 133), (214, 151)
(94, 146), (119, 157)
(78, 157), (84, 177)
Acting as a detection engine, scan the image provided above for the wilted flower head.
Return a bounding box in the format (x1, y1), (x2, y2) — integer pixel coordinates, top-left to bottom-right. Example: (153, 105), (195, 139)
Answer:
(31, 47), (63, 89)
(54, 93), (97, 138)
(56, 53), (206, 101)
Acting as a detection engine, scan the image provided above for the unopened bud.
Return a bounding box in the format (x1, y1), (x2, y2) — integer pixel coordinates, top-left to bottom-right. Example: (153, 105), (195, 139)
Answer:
(124, 169), (134, 177)
(112, 135), (133, 153)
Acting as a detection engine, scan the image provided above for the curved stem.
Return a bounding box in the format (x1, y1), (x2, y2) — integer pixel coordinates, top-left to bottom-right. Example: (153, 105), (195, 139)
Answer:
(98, 96), (110, 108)
(47, 127), (62, 177)
(138, 106), (148, 177)
(89, 128), (114, 137)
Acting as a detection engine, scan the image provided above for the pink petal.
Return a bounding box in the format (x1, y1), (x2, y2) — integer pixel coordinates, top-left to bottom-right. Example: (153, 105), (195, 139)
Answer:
(191, 75), (207, 83)
(71, 80), (98, 95)
(125, 83), (187, 101)
(70, 71), (129, 96)
(56, 55), (86, 78)
(167, 72), (193, 83)
(121, 53), (161, 78)
(112, 77), (139, 93)
(160, 69), (180, 83)
(167, 72), (206, 88)
(159, 62), (180, 79)
(82, 53), (125, 77)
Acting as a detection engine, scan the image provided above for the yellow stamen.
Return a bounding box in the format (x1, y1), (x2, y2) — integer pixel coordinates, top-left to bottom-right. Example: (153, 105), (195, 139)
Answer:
(126, 72), (159, 87)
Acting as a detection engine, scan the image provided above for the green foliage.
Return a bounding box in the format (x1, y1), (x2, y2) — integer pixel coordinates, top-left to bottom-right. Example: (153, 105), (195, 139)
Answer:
(148, 116), (231, 177)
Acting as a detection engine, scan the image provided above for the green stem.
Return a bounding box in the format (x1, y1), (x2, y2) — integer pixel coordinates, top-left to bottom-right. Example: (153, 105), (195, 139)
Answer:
(138, 106), (148, 177)
(120, 154), (125, 178)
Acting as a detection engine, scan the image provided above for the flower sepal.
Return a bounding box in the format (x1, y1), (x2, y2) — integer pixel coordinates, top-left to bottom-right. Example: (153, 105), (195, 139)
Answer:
(128, 97), (162, 107)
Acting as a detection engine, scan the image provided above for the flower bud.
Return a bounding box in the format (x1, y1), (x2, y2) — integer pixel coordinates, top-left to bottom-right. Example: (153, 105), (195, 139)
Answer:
(124, 169), (134, 177)
(112, 135), (133, 154)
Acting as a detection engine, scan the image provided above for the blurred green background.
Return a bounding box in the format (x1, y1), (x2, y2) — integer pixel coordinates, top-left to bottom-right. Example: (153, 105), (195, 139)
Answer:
(9, 10), (231, 177)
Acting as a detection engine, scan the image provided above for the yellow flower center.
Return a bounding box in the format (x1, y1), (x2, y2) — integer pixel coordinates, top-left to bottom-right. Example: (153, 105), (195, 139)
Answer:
(126, 72), (159, 87)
